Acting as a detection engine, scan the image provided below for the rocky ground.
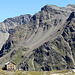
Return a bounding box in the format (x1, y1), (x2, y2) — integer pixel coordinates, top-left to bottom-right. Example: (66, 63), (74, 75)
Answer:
(0, 69), (75, 75)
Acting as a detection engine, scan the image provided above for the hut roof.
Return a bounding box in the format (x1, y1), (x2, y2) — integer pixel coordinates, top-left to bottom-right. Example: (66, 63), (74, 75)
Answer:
(5, 61), (16, 65)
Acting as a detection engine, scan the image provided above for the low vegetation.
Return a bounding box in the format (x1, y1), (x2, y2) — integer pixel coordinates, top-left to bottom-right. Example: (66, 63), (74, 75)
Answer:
(0, 68), (75, 75)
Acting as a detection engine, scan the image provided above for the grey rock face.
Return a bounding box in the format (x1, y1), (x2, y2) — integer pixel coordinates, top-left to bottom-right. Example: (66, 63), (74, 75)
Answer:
(19, 11), (75, 71)
(67, 4), (75, 8)
(0, 4), (75, 71)
(0, 14), (32, 32)
(0, 14), (32, 50)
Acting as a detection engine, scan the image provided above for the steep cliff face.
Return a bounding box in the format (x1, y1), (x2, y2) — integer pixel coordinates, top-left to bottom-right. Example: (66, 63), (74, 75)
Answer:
(0, 14), (32, 50)
(62, 12), (75, 66)
(19, 12), (75, 71)
(0, 4), (75, 71)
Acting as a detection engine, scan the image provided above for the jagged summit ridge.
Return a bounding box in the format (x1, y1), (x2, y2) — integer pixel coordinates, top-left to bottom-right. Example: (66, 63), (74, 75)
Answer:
(0, 14), (32, 50)
(67, 4), (75, 8)
(41, 4), (75, 12)
(3, 14), (31, 24)
(41, 4), (63, 12)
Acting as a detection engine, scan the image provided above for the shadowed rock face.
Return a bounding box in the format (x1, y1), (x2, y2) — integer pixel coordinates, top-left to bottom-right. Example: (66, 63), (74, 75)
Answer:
(67, 12), (75, 21)
(0, 4), (75, 71)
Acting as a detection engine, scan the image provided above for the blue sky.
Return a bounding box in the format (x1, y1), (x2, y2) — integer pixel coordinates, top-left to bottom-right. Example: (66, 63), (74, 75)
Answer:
(0, 0), (75, 22)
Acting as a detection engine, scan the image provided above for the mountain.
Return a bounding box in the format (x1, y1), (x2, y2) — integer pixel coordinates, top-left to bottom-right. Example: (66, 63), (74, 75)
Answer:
(0, 4), (75, 71)
(0, 14), (32, 50)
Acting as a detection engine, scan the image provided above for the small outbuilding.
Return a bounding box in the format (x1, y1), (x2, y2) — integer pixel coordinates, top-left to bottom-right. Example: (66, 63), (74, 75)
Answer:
(4, 61), (16, 70)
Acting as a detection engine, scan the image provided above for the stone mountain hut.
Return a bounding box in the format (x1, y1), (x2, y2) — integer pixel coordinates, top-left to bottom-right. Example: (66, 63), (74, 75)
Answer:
(4, 61), (16, 70)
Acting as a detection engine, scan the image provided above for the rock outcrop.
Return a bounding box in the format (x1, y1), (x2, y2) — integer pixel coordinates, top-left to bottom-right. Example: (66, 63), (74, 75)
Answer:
(0, 14), (32, 49)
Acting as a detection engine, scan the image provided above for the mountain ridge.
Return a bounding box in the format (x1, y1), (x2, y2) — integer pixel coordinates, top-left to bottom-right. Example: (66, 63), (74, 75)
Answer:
(0, 4), (75, 71)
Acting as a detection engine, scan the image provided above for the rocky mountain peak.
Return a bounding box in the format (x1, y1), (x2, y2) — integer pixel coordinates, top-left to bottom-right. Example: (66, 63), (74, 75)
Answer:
(3, 14), (32, 25)
(67, 12), (75, 21)
(67, 4), (75, 8)
(41, 4), (60, 12)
